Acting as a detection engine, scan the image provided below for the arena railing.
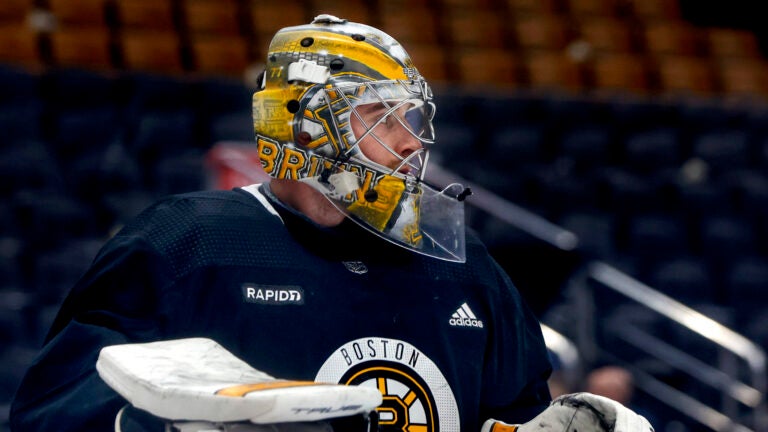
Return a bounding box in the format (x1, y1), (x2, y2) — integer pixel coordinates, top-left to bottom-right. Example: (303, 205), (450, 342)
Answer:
(578, 262), (767, 432)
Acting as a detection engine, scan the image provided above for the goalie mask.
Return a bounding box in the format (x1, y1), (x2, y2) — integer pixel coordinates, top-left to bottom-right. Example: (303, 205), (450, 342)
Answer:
(253, 15), (467, 262)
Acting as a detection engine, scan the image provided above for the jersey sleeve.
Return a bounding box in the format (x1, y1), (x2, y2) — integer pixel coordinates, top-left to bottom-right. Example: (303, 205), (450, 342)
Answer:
(479, 259), (553, 426)
(10, 216), (174, 431)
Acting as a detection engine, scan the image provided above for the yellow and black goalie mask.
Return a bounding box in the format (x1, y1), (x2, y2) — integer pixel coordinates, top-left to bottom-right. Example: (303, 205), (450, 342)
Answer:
(253, 15), (467, 262)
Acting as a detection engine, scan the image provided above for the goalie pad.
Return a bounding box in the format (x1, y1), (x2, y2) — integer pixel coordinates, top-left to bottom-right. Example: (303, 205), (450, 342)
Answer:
(481, 392), (653, 432)
(96, 338), (382, 424)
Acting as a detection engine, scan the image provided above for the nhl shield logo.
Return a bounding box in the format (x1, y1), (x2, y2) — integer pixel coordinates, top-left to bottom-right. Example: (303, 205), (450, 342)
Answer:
(342, 261), (368, 274)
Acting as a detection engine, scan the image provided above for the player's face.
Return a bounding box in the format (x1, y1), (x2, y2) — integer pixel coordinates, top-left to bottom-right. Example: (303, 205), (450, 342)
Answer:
(350, 102), (423, 174)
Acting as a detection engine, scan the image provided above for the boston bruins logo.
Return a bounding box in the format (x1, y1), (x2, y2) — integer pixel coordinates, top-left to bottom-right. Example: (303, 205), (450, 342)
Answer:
(341, 362), (437, 431)
(315, 337), (460, 431)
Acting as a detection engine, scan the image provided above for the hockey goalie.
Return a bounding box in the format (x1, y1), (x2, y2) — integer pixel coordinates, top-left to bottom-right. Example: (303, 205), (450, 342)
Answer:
(11, 15), (652, 432)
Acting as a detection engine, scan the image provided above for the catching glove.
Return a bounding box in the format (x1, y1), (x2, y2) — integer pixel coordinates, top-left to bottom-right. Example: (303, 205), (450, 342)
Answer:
(481, 392), (654, 432)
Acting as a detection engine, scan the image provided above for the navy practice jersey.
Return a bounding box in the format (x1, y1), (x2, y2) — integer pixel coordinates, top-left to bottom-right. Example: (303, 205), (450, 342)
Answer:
(11, 184), (552, 432)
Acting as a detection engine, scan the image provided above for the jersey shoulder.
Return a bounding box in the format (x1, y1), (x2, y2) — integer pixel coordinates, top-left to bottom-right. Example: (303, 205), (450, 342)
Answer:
(110, 188), (291, 276)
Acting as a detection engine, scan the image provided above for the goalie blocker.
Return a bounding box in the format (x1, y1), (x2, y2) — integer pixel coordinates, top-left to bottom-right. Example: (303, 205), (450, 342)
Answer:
(96, 338), (382, 432)
(114, 404), (378, 432)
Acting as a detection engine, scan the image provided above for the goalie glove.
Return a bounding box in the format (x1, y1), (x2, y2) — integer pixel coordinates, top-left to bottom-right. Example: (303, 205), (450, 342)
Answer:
(481, 392), (654, 432)
(96, 338), (381, 429)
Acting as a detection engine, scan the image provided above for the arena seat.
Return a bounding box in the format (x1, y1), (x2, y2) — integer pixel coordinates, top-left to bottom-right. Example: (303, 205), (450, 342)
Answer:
(0, 141), (62, 196)
(557, 125), (613, 171)
(677, 98), (749, 133)
(193, 78), (254, 149)
(589, 53), (652, 95)
(646, 255), (716, 304)
(51, 107), (122, 163)
(455, 48), (520, 87)
(609, 98), (682, 134)
(673, 177), (730, 217)
(400, 43), (450, 83)
(152, 151), (206, 195)
(32, 238), (103, 306)
(113, 0), (176, 32)
(429, 123), (476, 171)
(0, 103), (44, 147)
(622, 127), (681, 173)
(0, 236), (22, 287)
(181, 0), (241, 37)
(558, 210), (616, 257)
(0, 65), (41, 103)
(307, 0), (373, 25)
(189, 35), (251, 77)
(45, 67), (123, 109)
(504, 0), (559, 15)
(522, 51), (585, 93)
(642, 20), (701, 56)
(12, 190), (98, 250)
(0, 24), (43, 68)
(208, 112), (253, 143)
(624, 213), (691, 266)
(624, 0), (681, 21)
(124, 71), (194, 116)
(49, 27), (113, 70)
(725, 169), (768, 217)
(563, 0), (621, 17)
(529, 163), (600, 216)
(430, 92), (478, 128)
(101, 190), (157, 227)
(724, 256), (768, 327)
(129, 109), (198, 168)
(715, 58), (768, 99)
(438, 0), (498, 8)
(379, 5), (441, 45)
(47, 0), (108, 27)
(119, 30), (185, 74)
(573, 17), (635, 54)
(698, 215), (758, 264)
(594, 167), (663, 214)
(0, 345), (37, 403)
(704, 27), (762, 59)
(65, 140), (143, 203)
(692, 129), (750, 173)
(654, 56), (717, 96)
(444, 9), (507, 49)
(248, 0), (307, 48)
(486, 124), (546, 169)
(0, 0), (33, 23)
(512, 14), (571, 51)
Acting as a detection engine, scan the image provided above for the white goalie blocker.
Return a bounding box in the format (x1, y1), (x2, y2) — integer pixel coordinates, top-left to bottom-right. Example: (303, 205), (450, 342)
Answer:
(96, 338), (382, 424)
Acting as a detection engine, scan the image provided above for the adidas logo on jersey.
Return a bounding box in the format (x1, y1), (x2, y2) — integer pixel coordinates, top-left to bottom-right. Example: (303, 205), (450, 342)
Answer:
(449, 303), (484, 328)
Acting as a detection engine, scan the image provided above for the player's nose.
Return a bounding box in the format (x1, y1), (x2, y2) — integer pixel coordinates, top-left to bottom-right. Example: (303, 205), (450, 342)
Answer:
(395, 128), (422, 159)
